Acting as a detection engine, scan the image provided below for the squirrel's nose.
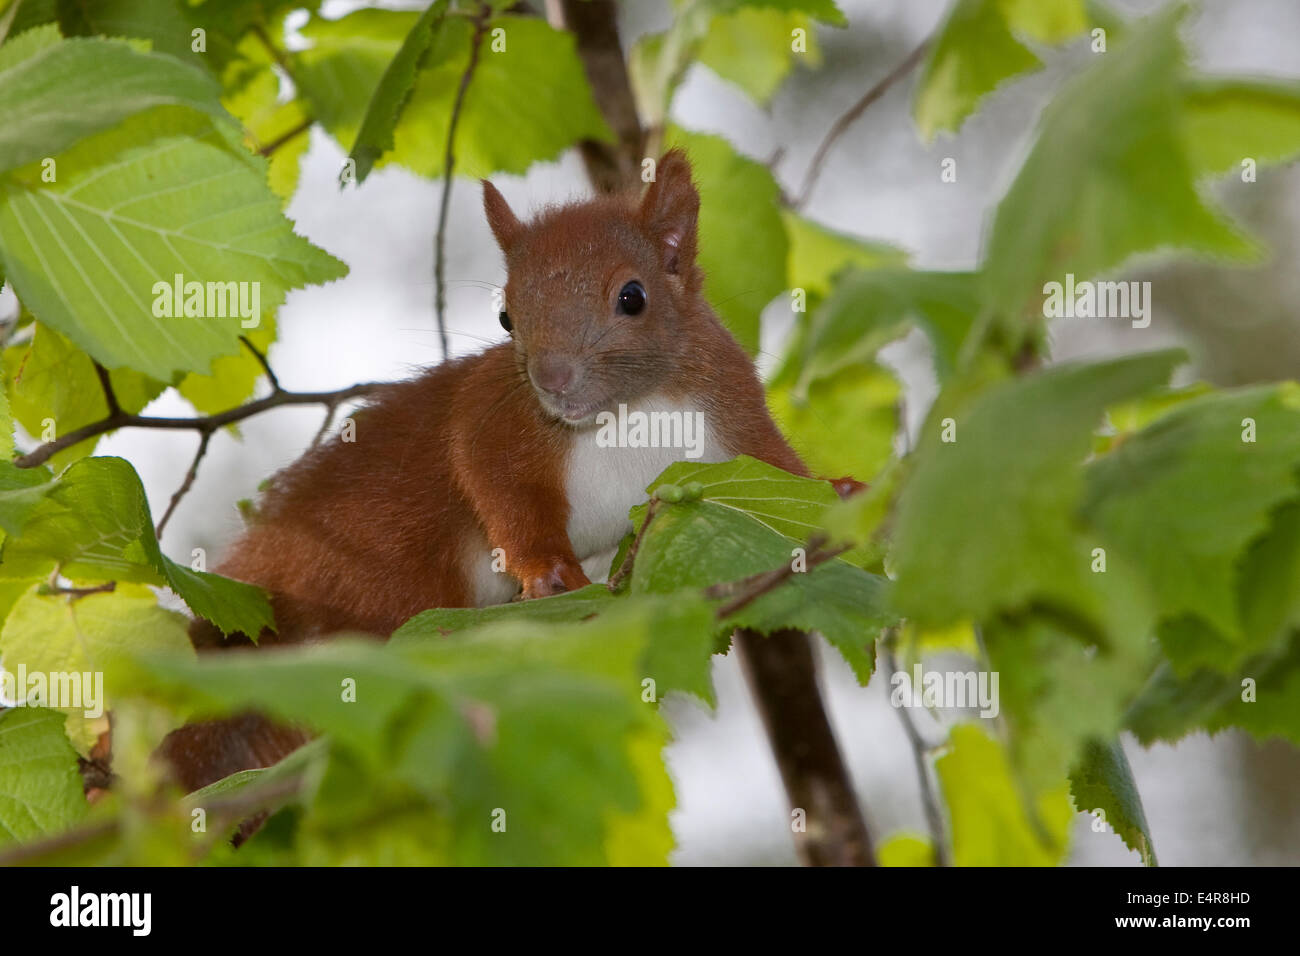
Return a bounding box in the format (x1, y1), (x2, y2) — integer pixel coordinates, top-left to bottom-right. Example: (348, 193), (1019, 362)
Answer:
(529, 354), (577, 396)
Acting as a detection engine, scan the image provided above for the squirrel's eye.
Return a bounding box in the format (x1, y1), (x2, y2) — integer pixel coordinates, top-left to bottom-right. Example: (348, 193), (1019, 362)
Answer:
(617, 280), (647, 316)
(499, 310), (512, 332)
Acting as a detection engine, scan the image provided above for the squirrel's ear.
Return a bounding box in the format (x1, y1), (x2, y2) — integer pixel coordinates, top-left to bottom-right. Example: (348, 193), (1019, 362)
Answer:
(482, 180), (523, 253)
(639, 149), (699, 276)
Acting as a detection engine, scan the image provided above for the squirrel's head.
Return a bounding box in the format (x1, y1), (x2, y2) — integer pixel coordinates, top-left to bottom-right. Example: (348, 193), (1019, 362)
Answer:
(482, 149), (705, 427)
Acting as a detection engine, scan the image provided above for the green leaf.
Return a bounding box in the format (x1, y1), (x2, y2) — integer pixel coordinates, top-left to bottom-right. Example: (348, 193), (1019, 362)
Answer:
(914, 0), (1042, 141)
(696, 8), (819, 105)
(768, 360), (898, 482)
(890, 350), (1182, 628)
(392, 583), (617, 642)
(0, 461), (56, 537)
(346, 0), (451, 184)
(56, 0), (210, 69)
(0, 27), (225, 172)
(1182, 78), (1300, 178)
(625, 462), (893, 683)
(175, 316), (274, 415)
(4, 324), (165, 470)
(1069, 737), (1157, 866)
(1082, 385), (1300, 640)
(0, 456), (274, 637)
(0, 110), (346, 380)
(781, 211), (907, 301)
(0, 707), (88, 847)
(936, 723), (1073, 866)
(303, 12), (612, 180)
(119, 598), (705, 864)
(983, 5), (1258, 333)
(878, 832), (935, 866)
(0, 582), (192, 752)
(795, 268), (980, 387)
(663, 129), (787, 354)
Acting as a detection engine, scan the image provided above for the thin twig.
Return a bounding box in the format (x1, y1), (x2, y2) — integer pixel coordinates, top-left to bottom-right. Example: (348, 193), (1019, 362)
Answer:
(884, 641), (951, 866)
(239, 335), (280, 391)
(155, 430), (213, 540)
(606, 497), (661, 592)
(434, 4), (491, 361)
(704, 534), (852, 619)
(795, 38), (931, 209)
(43, 580), (116, 600)
(92, 361), (121, 416)
(12, 382), (382, 470)
(311, 403), (339, 449)
(257, 116), (314, 157)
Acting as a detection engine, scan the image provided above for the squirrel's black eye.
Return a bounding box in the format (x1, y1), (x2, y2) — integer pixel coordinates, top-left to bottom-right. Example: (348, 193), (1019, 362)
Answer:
(617, 280), (647, 317)
(499, 310), (512, 332)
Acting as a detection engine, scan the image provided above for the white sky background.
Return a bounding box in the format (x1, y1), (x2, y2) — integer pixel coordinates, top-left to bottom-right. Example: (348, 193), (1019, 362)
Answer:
(90, 0), (1300, 864)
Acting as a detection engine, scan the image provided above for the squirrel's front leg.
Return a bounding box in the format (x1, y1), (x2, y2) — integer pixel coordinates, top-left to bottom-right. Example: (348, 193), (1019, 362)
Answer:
(472, 479), (591, 601)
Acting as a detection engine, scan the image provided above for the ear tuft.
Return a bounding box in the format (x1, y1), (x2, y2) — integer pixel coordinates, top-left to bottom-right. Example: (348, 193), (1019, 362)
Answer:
(482, 180), (523, 253)
(639, 149), (699, 276)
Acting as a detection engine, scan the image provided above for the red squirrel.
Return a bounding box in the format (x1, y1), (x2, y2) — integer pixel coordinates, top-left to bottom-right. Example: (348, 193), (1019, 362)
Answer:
(162, 150), (813, 790)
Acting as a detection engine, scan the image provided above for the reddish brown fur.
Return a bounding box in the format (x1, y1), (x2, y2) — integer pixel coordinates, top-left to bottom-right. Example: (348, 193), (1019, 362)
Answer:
(168, 151), (811, 791)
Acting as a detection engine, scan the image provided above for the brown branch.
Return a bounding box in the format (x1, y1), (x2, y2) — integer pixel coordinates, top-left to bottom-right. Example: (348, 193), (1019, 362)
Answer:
(795, 38), (931, 209)
(434, 4), (491, 362)
(704, 533), (852, 618)
(12, 381), (382, 470)
(606, 497), (661, 592)
(154, 430), (213, 540)
(257, 116), (313, 157)
(239, 334), (280, 391)
(92, 361), (120, 416)
(43, 580), (116, 600)
(545, 0), (645, 193)
(735, 627), (877, 866)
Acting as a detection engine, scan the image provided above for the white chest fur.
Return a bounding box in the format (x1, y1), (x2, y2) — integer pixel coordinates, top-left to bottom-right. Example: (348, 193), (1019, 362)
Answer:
(467, 394), (729, 606)
(565, 394), (728, 578)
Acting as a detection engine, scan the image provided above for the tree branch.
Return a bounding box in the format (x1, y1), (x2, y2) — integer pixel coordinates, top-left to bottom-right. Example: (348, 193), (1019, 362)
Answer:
(12, 382), (382, 470)
(704, 533), (852, 619)
(434, 3), (491, 362)
(257, 116), (314, 158)
(735, 627), (877, 865)
(545, 0), (646, 193)
(154, 430), (213, 540)
(795, 38), (931, 209)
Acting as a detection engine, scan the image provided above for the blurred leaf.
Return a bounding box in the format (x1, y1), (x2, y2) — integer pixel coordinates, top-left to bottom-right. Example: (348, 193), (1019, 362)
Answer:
(795, 268), (980, 387)
(1182, 78), (1300, 177)
(1068, 737), (1157, 866)
(768, 360), (898, 482)
(1082, 385), (1300, 639)
(914, 0), (1041, 141)
(176, 316), (275, 415)
(0, 582), (192, 752)
(0, 707), (88, 847)
(878, 832), (935, 866)
(984, 5), (1257, 335)
(936, 724), (1074, 866)
(890, 350), (1181, 628)
(781, 211), (907, 301)
(697, 8), (819, 105)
